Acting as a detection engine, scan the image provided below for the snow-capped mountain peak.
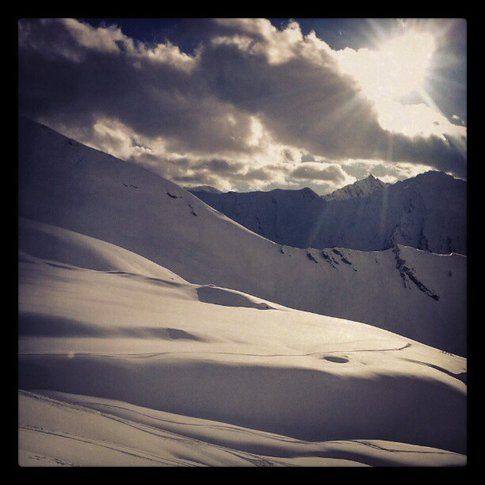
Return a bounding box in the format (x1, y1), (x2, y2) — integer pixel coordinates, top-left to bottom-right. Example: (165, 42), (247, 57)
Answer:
(324, 174), (386, 201)
(190, 171), (466, 255)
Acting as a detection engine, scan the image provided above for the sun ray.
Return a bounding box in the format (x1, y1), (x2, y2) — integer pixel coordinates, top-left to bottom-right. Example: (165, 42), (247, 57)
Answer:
(334, 22), (465, 143)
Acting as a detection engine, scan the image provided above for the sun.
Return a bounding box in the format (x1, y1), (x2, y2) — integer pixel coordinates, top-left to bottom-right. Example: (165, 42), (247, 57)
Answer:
(336, 30), (437, 103)
(332, 27), (464, 140)
(372, 32), (436, 100)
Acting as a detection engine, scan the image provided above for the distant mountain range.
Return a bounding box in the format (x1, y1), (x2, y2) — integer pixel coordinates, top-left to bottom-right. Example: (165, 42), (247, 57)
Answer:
(189, 171), (467, 255)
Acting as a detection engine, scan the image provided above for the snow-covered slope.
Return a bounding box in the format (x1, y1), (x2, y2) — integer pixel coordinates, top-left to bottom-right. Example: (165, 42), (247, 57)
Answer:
(20, 391), (364, 467)
(20, 391), (466, 467)
(19, 118), (466, 355)
(190, 172), (466, 254)
(190, 186), (325, 249)
(18, 222), (466, 465)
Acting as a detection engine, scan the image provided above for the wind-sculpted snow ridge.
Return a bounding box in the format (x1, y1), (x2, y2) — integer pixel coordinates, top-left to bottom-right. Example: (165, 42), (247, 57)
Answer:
(19, 118), (466, 355)
(190, 172), (466, 255)
(18, 222), (466, 466)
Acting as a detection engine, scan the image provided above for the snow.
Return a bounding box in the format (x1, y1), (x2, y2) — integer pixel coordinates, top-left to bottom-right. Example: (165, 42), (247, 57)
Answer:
(18, 118), (467, 466)
(190, 172), (466, 254)
(324, 174), (387, 201)
(19, 232), (466, 465)
(19, 119), (466, 355)
(19, 218), (184, 281)
(19, 391), (465, 467)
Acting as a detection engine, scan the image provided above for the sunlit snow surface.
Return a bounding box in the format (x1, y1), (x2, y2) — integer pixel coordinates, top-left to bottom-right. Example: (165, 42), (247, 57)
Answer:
(19, 220), (466, 466)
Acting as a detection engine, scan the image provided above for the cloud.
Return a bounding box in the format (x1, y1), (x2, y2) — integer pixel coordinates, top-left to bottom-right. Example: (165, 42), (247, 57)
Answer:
(193, 158), (245, 174)
(292, 163), (347, 183)
(19, 18), (467, 193)
(18, 18), (258, 157)
(340, 158), (439, 184)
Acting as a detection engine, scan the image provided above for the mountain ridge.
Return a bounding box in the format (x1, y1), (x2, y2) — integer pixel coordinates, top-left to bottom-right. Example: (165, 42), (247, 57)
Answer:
(324, 174), (388, 201)
(19, 118), (466, 354)
(190, 171), (466, 254)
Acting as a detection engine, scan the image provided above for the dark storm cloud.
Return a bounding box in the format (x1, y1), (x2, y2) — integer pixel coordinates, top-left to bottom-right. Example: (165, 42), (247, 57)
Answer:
(19, 19), (256, 156)
(19, 18), (466, 184)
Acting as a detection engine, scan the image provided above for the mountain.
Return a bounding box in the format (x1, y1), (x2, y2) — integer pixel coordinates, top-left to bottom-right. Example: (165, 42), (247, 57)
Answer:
(324, 174), (387, 200)
(18, 118), (466, 355)
(190, 172), (466, 255)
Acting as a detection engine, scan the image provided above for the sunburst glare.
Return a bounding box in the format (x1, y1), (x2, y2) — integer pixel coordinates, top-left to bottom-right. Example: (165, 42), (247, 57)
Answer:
(334, 25), (465, 141)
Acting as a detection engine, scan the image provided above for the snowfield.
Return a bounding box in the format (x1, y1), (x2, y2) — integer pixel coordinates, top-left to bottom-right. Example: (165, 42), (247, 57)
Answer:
(19, 218), (466, 466)
(19, 391), (465, 467)
(18, 119), (467, 466)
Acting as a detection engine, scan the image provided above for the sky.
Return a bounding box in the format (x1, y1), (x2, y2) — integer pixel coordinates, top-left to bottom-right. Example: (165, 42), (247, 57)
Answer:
(18, 18), (467, 194)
